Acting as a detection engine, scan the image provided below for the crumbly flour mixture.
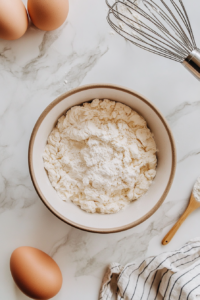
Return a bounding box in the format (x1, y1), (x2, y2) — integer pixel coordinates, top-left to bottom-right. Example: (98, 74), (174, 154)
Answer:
(193, 177), (200, 202)
(43, 99), (157, 214)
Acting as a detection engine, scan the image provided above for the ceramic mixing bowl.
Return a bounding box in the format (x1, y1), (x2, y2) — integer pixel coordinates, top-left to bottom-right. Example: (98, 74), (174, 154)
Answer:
(28, 84), (176, 233)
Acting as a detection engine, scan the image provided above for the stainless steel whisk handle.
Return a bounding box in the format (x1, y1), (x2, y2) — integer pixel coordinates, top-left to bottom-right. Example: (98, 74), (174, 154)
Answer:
(183, 48), (200, 80)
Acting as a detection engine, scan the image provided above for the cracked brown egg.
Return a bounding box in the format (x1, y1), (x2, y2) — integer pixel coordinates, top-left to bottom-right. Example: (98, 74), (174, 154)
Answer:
(10, 246), (62, 299)
(0, 0), (28, 40)
(28, 0), (69, 31)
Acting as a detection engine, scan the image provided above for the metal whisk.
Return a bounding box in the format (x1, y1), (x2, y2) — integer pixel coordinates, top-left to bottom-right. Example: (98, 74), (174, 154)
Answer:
(106, 0), (200, 79)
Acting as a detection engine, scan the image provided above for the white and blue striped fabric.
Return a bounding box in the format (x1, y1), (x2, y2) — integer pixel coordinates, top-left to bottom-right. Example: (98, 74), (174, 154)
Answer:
(99, 238), (200, 300)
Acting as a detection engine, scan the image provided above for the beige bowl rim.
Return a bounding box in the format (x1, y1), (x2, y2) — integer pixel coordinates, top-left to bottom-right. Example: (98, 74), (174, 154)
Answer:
(28, 83), (176, 233)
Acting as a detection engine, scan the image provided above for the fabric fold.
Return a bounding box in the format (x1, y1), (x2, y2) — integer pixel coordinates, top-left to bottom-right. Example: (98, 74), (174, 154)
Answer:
(99, 237), (200, 300)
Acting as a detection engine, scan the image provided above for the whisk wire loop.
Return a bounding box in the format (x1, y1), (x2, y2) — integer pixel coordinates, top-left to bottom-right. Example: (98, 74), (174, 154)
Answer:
(143, 0), (192, 50)
(112, 9), (186, 59)
(127, 1), (190, 55)
(159, 0), (194, 49)
(106, 0), (197, 63)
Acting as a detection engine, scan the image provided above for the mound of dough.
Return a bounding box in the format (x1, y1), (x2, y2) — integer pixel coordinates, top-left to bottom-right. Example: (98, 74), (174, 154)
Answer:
(43, 99), (157, 214)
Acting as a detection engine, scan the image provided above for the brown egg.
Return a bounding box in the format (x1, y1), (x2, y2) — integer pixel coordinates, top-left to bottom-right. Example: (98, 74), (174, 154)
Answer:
(28, 0), (69, 31)
(10, 247), (62, 300)
(0, 0), (28, 40)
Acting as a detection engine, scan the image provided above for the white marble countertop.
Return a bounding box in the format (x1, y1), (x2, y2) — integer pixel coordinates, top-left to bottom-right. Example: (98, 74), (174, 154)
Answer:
(1, 0), (200, 299)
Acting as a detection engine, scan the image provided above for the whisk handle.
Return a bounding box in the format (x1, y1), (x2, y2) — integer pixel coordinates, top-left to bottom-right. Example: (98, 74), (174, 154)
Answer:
(183, 48), (200, 80)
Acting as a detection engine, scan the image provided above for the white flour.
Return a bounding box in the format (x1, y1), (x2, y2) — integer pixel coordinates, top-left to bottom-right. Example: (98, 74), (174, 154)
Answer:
(43, 99), (157, 214)
(193, 177), (200, 202)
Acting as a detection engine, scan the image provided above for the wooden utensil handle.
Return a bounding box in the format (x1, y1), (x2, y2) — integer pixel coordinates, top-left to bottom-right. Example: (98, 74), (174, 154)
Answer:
(162, 204), (196, 245)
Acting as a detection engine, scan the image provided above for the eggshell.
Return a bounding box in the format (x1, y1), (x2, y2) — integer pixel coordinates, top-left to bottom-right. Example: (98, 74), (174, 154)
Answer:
(10, 247), (62, 300)
(0, 0), (28, 40)
(28, 0), (69, 31)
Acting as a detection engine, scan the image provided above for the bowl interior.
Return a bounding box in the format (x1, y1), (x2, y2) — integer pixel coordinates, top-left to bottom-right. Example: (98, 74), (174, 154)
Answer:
(29, 85), (176, 233)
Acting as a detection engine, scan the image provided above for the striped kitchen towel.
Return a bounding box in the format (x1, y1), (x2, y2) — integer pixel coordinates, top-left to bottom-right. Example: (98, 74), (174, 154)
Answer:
(99, 237), (200, 300)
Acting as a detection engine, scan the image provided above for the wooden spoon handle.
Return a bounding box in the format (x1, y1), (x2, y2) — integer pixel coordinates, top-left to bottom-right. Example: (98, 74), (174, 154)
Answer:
(162, 199), (198, 245)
